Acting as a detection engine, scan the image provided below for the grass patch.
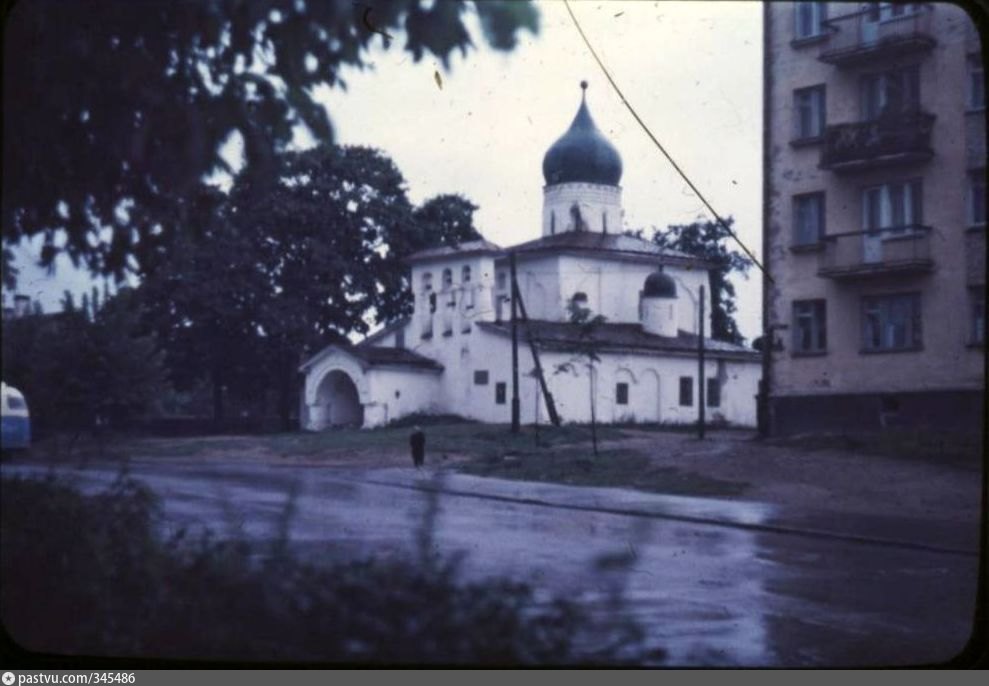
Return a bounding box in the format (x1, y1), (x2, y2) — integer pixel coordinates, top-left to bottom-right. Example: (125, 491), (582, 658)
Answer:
(40, 422), (630, 463)
(459, 448), (749, 498)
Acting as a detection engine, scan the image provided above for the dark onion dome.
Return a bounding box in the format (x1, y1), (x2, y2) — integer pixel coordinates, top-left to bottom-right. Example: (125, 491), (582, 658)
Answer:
(642, 269), (677, 298)
(542, 81), (623, 187)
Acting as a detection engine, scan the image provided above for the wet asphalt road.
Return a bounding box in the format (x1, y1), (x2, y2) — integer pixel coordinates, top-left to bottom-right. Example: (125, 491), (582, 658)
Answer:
(2, 459), (981, 666)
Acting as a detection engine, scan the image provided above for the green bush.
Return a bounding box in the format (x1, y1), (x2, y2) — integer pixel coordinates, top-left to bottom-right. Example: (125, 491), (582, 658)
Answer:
(1, 475), (643, 664)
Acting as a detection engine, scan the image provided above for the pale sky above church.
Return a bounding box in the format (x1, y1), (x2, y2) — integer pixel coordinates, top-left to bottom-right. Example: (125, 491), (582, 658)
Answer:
(10, 0), (763, 340)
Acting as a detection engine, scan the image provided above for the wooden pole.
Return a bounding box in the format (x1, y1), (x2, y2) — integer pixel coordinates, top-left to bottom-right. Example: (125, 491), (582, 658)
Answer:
(698, 284), (706, 440)
(513, 279), (561, 426)
(510, 252), (520, 433)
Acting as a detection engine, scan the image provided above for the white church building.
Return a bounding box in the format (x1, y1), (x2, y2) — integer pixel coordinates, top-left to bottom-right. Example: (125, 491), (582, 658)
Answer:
(301, 83), (761, 430)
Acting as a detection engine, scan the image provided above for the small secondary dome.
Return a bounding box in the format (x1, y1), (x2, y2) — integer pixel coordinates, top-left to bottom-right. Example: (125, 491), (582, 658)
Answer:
(542, 81), (623, 187)
(642, 270), (677, 298)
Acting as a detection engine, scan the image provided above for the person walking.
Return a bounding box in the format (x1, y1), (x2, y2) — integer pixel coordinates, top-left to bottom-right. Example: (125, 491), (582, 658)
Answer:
(409, 425), (425, 469)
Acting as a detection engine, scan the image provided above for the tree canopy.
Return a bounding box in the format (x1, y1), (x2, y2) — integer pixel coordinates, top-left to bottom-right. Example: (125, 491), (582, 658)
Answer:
(1, 287), (165, 437)
(138, 144), (483, 426)
(2, 0), (537, 281)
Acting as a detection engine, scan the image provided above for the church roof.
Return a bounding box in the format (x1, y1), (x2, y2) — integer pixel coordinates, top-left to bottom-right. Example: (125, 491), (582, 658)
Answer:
(404, 239), (503, 265)
(300, 341), (443, 373)
(642, 269), (677, 298)
(478, 320), (758, 360)
(542, 82), (623, 187)
(350, 346), (444, 370)
(504, 232), (710, 268)
(360, 316), (412, 346)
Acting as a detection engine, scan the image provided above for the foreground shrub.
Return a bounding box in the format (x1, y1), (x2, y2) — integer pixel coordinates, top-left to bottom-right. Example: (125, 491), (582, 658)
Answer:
(1, 475), (633, 664)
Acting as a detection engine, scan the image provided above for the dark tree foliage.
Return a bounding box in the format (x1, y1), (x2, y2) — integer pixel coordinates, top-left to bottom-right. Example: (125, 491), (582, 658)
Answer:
(138, 145), (483, 428)
(2, 0), (538, 280)
(1, 288), (165, 438)
(631, 218), (751, 345)
(411, 193), (483, 247)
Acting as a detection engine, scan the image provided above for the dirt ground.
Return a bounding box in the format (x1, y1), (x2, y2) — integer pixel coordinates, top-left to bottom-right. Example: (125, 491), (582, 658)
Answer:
(18, 425), (983, 525)
(601, 429), (983, 525)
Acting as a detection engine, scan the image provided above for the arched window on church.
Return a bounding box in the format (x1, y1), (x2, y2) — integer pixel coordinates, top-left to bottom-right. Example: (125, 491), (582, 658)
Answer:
(441, 268), (454, 335)
(420, 273), (434, 338)
(462, 265), (474, 309)
(550, 211), (556, 235)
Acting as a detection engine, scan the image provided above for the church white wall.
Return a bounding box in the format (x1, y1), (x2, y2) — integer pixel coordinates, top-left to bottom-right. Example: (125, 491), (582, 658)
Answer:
(365, 368), (443, 427)
(540, 349), (759, 427)
(550, 256), (712, 333)
(642, 296), (678, 337)
(516, 255), (562, 321)
(542, 183), (623, 236)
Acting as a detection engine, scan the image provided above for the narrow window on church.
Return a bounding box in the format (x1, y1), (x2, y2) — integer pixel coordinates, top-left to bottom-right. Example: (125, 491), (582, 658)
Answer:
(495, 382), (507, 404)
(679, 377), (693, 407)
(442, 268), (453, 290)
(602, 211), (608, 234)
(616, 382), (629, 405)
(707, 378), (721, 408)
(422, 272), (433, 292)
(550, 211), (556, 235)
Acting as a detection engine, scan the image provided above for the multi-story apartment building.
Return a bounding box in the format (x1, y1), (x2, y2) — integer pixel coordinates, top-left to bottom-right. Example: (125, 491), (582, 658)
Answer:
(763, 2), (985, 434)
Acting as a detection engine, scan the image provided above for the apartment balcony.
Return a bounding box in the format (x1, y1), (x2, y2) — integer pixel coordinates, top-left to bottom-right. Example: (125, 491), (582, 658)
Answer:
(819, 5), (936, 68)
(820, 111), (935, 173)
(818, 226), (934, 280)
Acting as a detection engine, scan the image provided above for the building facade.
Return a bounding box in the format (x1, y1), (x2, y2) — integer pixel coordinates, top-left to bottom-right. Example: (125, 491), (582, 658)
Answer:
(301, 83), (761, 430)
(763, 2), (985, 434)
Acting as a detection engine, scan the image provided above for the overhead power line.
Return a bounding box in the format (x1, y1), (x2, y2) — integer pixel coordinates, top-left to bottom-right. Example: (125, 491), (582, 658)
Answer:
(562, 0), (771, 283)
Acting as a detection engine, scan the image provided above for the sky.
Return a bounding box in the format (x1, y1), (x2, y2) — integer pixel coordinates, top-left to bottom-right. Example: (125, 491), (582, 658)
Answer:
(8, 0), (763, 341)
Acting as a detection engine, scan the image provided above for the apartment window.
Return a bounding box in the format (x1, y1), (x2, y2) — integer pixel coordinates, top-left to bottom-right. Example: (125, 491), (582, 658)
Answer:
(863, 180), (923, 234)
(495, 382), (507, 405)
(616, 382), (629, 405)
(706, 379), (721, 408)
(875, 3), (923, 21)
(971, 289), (985, 346)
(969, 55), (985, 110)
(793, 300), (827, 353)
(968, 169), (986, 227)
(793, 85), (826, 140)
(861, 66), (920, 120)
(678, 377), (693, 407)
(862, 293), (922, 352)
(474, 370), (489, 385)
(793, 2), (827, 40)
(793, 193), (825, 245)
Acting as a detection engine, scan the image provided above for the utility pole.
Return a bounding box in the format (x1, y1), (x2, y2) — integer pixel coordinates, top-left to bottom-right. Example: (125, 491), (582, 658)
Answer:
(698, 284), (706, 440)
(509, 252), (520, 433)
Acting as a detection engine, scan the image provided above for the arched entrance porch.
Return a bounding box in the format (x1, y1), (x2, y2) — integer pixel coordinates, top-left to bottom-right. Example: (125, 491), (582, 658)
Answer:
(312, 369), (364, 429)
